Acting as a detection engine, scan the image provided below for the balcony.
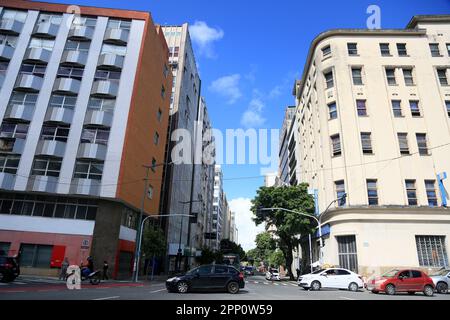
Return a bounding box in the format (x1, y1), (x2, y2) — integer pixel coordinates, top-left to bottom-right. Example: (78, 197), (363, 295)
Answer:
(27, 175), (59, 193)
(60, 50), (88, 66)
(0, 138), (26, 154)
(68, 26), (94, 41)
(0, 172), (16, 190)
(0, 18), (23, 35)
(44, 106), (74, 124)
(23, 48), (52, 64)
(0, 44), (14, 61)
(53, 77), (81, 95)
(69, 178), (100, 196)
(104, 28), (129, 45)
(83, 110), (113, 127)
(97, 53), (124, 70)
(77, 143), (107, 161)
(14, 74), (43, 92)
(32, 22), (59, 38)
(90, 80), (118, 98)
(35, 140), (66, 158)
(4, 104), (35, 122)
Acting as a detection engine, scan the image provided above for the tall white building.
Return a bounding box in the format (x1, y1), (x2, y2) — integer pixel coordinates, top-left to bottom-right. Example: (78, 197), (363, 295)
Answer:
(293, 15), (450, 276)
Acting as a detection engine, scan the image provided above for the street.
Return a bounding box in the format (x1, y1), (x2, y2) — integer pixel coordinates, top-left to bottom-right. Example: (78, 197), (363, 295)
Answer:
(1, 275), (449, 300)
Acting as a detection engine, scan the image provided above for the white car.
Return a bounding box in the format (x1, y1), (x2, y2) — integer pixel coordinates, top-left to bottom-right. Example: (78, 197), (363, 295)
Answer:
(265, 268), (281, 281)
(298, 268), (364, 291)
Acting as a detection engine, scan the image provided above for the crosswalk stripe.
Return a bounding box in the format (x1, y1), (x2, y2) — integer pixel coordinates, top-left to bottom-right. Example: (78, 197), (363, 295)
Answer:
(274, 283), (279, 286)
(282, 283), (287, 286)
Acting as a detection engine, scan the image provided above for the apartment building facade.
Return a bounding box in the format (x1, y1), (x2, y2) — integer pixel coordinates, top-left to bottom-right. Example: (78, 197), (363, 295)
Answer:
(0, 1), (172, 278)
(210, 164), (224, 249)
(294, 15), (450, 276)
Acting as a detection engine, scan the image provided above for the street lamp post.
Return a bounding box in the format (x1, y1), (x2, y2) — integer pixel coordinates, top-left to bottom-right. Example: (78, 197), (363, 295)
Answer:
(177, 199), (202, 273)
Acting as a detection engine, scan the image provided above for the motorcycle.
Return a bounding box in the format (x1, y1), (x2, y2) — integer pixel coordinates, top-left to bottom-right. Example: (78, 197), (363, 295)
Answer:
(66, 266), (102, 285)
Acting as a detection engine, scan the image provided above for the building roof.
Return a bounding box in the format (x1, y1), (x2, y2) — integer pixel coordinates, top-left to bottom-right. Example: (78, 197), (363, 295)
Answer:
(406, 14), (450, 29)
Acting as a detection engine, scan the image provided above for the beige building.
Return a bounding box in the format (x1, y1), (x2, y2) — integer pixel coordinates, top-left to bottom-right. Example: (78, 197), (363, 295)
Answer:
(293, 15), (450, 277)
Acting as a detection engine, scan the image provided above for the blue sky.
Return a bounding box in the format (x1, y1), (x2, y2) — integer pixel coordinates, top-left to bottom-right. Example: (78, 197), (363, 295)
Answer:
(45, 0), (450, 249)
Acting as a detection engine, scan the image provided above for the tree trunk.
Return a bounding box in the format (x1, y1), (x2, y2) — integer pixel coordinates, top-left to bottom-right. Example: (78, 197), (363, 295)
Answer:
(285, 243), (295, 280)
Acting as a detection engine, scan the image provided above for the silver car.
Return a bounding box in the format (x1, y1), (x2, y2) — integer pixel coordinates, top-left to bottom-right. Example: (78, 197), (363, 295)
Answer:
(429, 269), (450, 294)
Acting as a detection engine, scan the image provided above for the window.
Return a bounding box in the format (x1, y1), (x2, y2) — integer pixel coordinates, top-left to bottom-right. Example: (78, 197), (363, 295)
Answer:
(32, 157), (62, 177)
(8, 92), (38, 108)
(361, 132), (373, 154)
(380, 43), (390, 56)
(157, 108), (162, 122)
(0, 155), (20, 174)
(57, 66), (84, 81)
(356, 100), (367, 116)
(65, 40), (90, 52)
(416, 236), (448, 267)
(0, 35), (18, 48)
(405, 180), (417, 205)
(0, 61), (7, 87)
(94, 69), (120, 82)
(0, 122), (28, 139)
(437, 68), (448, 85)
(351, 67), (363, 85)
(397, 133), (409, 155)
(147, 184), (153, 199)
(403, 68), (414, 86)
(409, 100), (421, 117)
(0, 9), (28, 23)
(41, 125), (70, 142)
(151, 158), (157, 172)
(74, 160), (103, 180)
(169, 46), (179, 58)
(385, 68), (396, 85)
(37, 13), (62, 25)
(447, 44), (450, 56)
(324, 71), (334, 89)
(28, 37), (54, 50)
(163, 64), (169, 78)
(337, 235), (358, 272)
(81, 128), (110, 145)
(335, 180), (346, 206)
(416, 133), (428, 155)
(331, 134), (341, 156)
(328, 102), (337, 119)
(153, 132), (159, 145)
(391, 100), (402, 117)
(347, 43), (358, 56)
(161, 85), (166, 99)
(48, 94), (77, 109)
(425, 180), (438, 206)
(214, 266), (229, 274)
(446, 101), (450, 117)
(429, 43), (441, 57)
(19, 244), (53, 268)
(101, 43), (126, 56)
(322, 45), (331, 57)
(72, 16), (96, 28)
(397, 43), (407, 56)
(87, 97), (115, 112)
(411, 270), (422, 278)
(367, 179), (378, 205)
(20, 63), (46, 77)
(107, 19), (131, 31)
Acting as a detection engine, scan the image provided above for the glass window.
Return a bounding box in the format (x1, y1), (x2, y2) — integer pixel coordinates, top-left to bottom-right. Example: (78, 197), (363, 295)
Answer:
(416, 236), (448, 267)
(161, 85), (166, 99)
(405, 180), (417, 205)
(107, 19), (131, 31)
(391, 100), (402, 117)
(20, 63), (46, 77)
(151, 158), (157, 172)
(447, 43), (450, 56)
(361, 132), (373, 154)
(28, 37), (54, 50)
(101, 43), (126, 56)
(214, 266), (229, 274)
(356, 100), (367, 116)
(48, 94), (77, 109)
(9, 92), (38, 107)
(87, 97), (115, 112)
(437, 68), (448, 86)
(397, 43), (407, 56)
(335, 180), (346, 206)
(337, 235), (357, 272)
(409, 100), (420, 117)
(32, 157), (62, 177)
(446, 101), (450, 117)
(64, 40), (90, 52)
(328, 102), (337, 120)
(425, 180), (438, 207)
(429, 43), (440, 57)
(352, 67), (363, 85)
(347, 43), (357, 56)
(386, 68), (396, 85)
(74, 160), (103, 180)
(41, 125), (70, 142)
(0, 122), (28, 139)
(331, 134), (341, 156)
(147, 184), (153, 199)
(380, 43), (390, 56)
(403, 68), (414, 86)
(0, 155), (20, 174)
(57, 66), (84, 80)
(366, 179), (378, 205)
(322, 45), (331, 57)
(197, 265), (212, 275)
(153, 132), (159, 145)
(72, 16), (96, 28)
(94, 69), (121, 82)
(0, 9), (27, 23)
(324, 71), (334, 89)
(81, 128), (110, 145)
(397, 133), (409, 155)
(416, 133), (428, 155)
(157, 109), (162, 122)
(0, 35), (18, 48)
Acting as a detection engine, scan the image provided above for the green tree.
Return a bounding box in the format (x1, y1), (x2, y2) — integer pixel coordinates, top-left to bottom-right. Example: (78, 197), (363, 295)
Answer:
(141, 225), (166, 259)
(255, 231), (276, 263)
(196, 247), (217, 265)
(269, 250), (285, 268)
(219, 239), (246, 261)
(251, 183), (315, 280)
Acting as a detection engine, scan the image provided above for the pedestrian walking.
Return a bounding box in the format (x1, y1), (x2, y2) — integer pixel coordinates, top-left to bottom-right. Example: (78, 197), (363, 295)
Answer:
(102, 260), (109, 280)
(59, 257), (69, 280)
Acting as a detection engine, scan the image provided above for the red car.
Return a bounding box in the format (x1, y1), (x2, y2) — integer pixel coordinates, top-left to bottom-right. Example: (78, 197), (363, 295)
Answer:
(367, 269), (434, 296)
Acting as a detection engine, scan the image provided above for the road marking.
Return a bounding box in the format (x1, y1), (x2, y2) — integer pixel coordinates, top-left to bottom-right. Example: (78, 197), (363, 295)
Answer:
(264, 282), (269, 285)
(273, 283), (279, 286)
(92, 296), (120, 300)
(150, 288), (166, 293)
(291, 284), (297, 287)
(339, 296), (355, 300)
(282, 283), (287, 286)
(254, 281), (259, 284)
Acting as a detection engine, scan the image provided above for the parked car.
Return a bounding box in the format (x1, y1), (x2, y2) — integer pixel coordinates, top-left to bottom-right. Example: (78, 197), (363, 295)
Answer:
(266, 268), (281, 281)
(244, 266), (255, 276)
(166, 264), (245, 294)
(0, 256), (20, 282)
(366, 269), (434, 296)
(429, 268), (450, 294)
(298, 268), (363, 291)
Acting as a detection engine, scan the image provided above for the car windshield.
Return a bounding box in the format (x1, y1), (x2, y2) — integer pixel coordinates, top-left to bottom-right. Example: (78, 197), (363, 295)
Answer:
(430, 269), (450, 276)
(312, 269), (325, 274)
(186, 267), (198, 275)
(382, 269), (400, 277)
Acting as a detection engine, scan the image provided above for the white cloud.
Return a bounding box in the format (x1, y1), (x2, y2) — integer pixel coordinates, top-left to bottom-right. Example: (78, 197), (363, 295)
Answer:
(268, 85), (282, 98)
(209, 74), (242, 104)
(240, 97), (266, 128)
(189, 21), (224, 58)
(229, 198), (265, 251)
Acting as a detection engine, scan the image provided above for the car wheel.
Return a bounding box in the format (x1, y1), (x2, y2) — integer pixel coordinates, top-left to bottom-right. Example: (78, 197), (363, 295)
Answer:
(348, 282), (358, 292)
(436, 282), (448, 294)
(227, 281), (240, 294)
(423, 285), (434, 297)
(385, 284), (396, 295)
(177, 281), (189, 294)
(302, 287), (309, 290)
(311, 281), (321, 291)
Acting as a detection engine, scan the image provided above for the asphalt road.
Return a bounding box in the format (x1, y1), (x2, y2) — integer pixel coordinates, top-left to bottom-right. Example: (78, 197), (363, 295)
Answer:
(1, 275), (449, 300)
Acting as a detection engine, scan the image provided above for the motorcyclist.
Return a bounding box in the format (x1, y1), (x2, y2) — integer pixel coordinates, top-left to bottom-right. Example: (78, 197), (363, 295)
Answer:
(81, 256), (94, 278)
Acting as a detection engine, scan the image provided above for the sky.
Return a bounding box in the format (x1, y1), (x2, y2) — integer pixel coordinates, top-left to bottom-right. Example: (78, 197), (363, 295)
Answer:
(44, 0), (450, 250)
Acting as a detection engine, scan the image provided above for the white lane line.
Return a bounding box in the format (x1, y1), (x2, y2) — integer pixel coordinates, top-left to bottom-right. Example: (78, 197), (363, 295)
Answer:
(149, 288), (166, 293)
(282, 283), (287, 286)
(254, 281), (259, 284)
(291, 284), (297, 286)
(273, 283), (279, 286)
(264, 282), (269, 285)
(92, 296), (120, 300)
(339, 296), (355, 300)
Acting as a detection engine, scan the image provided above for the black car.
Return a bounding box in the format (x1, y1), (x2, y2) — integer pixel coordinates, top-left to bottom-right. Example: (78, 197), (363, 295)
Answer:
(166, 264), (245, 294)
(0, 256), (20, 282)
(244, 266), (255, 276)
